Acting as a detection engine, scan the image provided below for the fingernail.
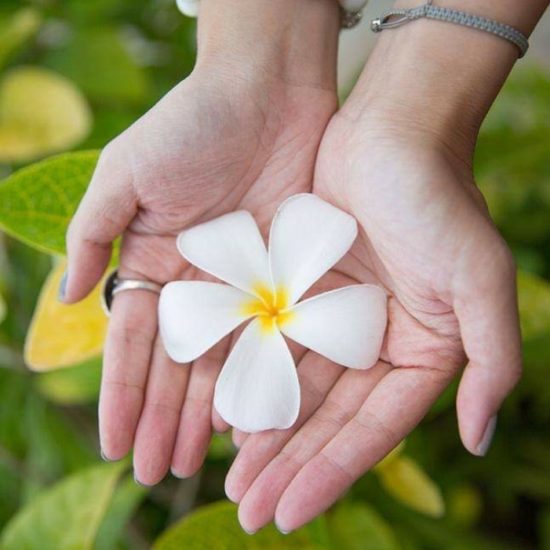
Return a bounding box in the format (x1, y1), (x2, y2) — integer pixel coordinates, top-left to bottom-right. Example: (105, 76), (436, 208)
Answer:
(242, 527), (257, 536)
(58, 271), (68, 302)
(133, 472), (149, 487)
(275, 522), (291, 535)
(100, 450), (112, 462)
(476, 415), (497, 456)
(170, 467), (189, 480)
(224, 482), (239, 503)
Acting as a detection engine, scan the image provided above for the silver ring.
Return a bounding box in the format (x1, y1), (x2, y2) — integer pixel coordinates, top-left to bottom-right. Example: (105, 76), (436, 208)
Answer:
(102, 270), (163, 316)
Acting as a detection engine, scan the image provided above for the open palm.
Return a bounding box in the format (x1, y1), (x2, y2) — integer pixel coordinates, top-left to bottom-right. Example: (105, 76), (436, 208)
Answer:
(64, 69), (336, 485)
(226, 113), (522, 533)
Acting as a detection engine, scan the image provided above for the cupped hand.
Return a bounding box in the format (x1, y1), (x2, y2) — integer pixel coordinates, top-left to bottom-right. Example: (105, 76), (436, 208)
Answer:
(225, 112), (522, 533)
(63, 67), (336, 485)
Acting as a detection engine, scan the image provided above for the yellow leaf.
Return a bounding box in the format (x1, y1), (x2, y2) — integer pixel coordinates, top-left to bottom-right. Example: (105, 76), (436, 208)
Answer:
(376, 456), (445, 518)
(0, 67), (91, 163)
(374, 441), (406, 470)
(24, 260), (107, 371)
(447, 484), (483, 528)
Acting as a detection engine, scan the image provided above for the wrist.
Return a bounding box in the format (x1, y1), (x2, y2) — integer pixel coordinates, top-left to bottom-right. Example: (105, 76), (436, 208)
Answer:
(194, 0), (339, 92)
(342, 0), (547, 160)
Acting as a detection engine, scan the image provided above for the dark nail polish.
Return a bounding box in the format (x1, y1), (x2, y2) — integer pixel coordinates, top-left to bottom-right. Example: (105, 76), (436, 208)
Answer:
(58, 271), (68, 302)
(476, 415), (497, 456)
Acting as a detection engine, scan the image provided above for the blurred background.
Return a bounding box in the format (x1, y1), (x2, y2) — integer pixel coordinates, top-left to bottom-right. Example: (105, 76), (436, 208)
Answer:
(0, 1), (549, 548)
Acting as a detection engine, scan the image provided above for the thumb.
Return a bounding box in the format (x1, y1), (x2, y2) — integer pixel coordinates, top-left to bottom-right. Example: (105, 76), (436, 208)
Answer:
(62, 146), (138, 303)
(454, 242), (522, 456)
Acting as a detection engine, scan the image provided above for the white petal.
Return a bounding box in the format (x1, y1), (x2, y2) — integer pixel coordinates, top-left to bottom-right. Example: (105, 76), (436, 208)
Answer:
(175, 0), (199, 16)
(268, 194), (358, 305)
(281, 285), (387, 369)
(158, 281), (253, 363)
(177, 211), (271, 295)
(214, 318), (300, 432)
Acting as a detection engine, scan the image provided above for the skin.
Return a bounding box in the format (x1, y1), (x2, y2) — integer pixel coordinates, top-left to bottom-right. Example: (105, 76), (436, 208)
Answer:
(226, 0), (549, 533)
(61, 0), (549, 532)
(62, 0), (340, 485)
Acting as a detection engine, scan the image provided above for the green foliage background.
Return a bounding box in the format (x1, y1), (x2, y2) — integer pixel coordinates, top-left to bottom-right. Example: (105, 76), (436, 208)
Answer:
(0, 1), (549, 548)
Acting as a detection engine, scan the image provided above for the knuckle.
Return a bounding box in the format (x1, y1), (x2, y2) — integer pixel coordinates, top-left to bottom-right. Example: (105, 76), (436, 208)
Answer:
(94, 140), (130, 185)
(315, 399), (352, 430)
(319, 450), (354, 482)
(103, 378), (144, 393)
(144, 399), (181, 417)
(354, 409), (397, 446)
(110, 322), (154, 352)
(66, 217), (78, 245)
(99, 140), (118, 166)
(65, 215), (89, 252)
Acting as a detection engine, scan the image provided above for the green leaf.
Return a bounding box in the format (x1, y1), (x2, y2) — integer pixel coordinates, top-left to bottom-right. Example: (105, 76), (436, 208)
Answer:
(35, 358), (102, 404)
(0, 462), (127, 549)
(0, 8), (42, 70)
(540, 506), (550, 550)
(95, 474), (148, 550)
(517, 270), (550, 341)
(446, 484), (483, 528)
(153, 501), (322, 550)
(327, 501), (400, 550)
(45, 27), (150, 105)
(208, 433), (235, 460)
(0, 292), (6, 325)
(0, 150), (99, 255)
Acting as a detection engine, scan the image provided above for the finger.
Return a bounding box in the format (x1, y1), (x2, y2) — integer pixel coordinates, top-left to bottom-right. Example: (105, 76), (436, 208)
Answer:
(274, 365), (453, 532)
(212, 408), (230, 434)
(171, 339), (228, 478)
(226, 352), (345, 503)
(133, 335), (190, 486)
(231, 429), (248, 449)
(237, 361), (389, 533)
(99, 277), (158, 461)
(454, 246), (521, 456)
(63, 146), (137, 303)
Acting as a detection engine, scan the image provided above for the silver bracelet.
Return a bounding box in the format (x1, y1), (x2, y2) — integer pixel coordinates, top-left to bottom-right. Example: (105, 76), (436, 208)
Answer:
(371, 0), (529, 58)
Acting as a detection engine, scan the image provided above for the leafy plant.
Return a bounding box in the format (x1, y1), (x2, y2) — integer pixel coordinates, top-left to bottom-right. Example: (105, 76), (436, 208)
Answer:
(154, 501), (323, 550)
(0, 67), (91, 163)
(0, 462), (128, 549)
(374, 445), (444, 518)
(24, 260), (107, 371)
(0, 8), (42, 71)
(0, 292), (6, 325)
(0, 151), (99, 255)
(0, 2), (548, 548)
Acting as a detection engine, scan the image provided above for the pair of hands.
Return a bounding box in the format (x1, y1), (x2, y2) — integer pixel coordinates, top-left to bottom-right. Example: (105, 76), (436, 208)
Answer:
(62, 58), (521, 532)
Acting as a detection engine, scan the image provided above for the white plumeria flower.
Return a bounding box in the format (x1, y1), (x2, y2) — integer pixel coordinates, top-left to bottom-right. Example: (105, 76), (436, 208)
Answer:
(159, 194), (387, 433)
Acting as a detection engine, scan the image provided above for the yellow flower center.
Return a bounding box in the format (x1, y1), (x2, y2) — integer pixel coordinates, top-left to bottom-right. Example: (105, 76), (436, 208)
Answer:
(242, 283), (294, 333)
